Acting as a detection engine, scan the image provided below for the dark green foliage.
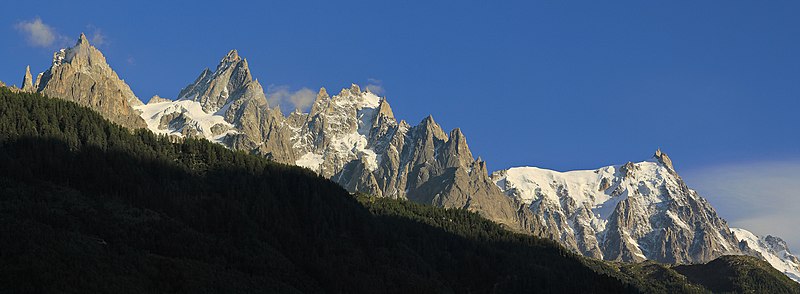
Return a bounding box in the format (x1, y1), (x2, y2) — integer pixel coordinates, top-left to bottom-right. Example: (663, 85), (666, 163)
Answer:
(0, 88), (634, 293)
(606, 261), (710, 294)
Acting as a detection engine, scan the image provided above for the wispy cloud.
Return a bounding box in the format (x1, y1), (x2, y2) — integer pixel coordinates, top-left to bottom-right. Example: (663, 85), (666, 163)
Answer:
(365, 78), (384, 95)
(14, 17), (67, 47)
(266, 85), (316, 111)
(91, 29), (107, 46)
(683, 159), (800, 251)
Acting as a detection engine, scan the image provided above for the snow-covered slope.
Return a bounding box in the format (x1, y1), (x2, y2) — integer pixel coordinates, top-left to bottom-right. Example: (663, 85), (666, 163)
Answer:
(731, 228), (800, 282)
(491, 151), (743, 264)
(134, 99), (236, 143)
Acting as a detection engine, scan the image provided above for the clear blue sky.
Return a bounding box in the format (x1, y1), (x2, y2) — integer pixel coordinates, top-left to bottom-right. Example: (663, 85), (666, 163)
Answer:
(2, 1), (799, 246)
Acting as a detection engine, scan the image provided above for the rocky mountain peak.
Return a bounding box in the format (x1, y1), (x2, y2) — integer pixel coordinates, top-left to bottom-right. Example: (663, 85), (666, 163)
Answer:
(376, 98), (395, 121)
(450, 128), (464, 141)
(349, 83), (361, 94)
(308, 87), (331, 117)
(654, 148), (675, 172)
(58, 34), (105, 70)
(177, 50), (260, 113)
(448, 128), (469, 152)
(21, 65), (34, 92)
(420, 115), (436, 127)
(221, 49), (241, 63)
(418, 115), (447, 141)
(32, 34), (146, 128)
(765, 235), (793, 254)
(471, 156), (489, 176)
(438, 128), (474, 169)
(78, 32), (89, 45)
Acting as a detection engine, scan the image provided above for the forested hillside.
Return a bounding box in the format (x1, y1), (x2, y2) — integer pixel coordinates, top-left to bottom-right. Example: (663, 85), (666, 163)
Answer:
(1, 87), (797, 293)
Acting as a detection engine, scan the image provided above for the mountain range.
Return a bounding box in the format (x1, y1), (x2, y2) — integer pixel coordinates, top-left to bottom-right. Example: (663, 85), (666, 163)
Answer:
(8, 34), (800, 284)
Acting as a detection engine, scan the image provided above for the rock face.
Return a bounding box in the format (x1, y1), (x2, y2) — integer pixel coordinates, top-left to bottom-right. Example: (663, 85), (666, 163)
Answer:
(292, 86), (521, 228)
(21, 66), (35, 93)
(490, 152), (745, 264)
(35, 34), (146, 129)
(138, 50), (295, 162)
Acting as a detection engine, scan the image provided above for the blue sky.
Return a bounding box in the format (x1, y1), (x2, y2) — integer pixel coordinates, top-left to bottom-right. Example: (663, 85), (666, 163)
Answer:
(2, 1), (799, 248)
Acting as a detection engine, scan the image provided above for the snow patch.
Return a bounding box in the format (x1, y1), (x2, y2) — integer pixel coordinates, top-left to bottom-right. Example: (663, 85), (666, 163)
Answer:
(135, 99), (236, 141)
(296, 153), (324, 171)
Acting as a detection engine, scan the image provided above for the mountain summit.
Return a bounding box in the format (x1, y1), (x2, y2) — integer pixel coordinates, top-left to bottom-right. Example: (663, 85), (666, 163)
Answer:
(138, 49), (295, 160)
(491, 154), (743, 264)
(28, 33), (146, 128)
(176, 49), (261, 113)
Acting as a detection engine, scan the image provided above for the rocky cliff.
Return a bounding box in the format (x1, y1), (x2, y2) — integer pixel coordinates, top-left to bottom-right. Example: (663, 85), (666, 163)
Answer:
(291, 86), (522, 228)
(137, 50), (295, 161)
(21, 65), (35, 92)
(33, 34), (146, 129)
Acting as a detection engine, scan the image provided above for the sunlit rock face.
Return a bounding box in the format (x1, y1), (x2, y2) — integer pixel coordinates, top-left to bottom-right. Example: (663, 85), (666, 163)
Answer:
(37, 34), (146, 129)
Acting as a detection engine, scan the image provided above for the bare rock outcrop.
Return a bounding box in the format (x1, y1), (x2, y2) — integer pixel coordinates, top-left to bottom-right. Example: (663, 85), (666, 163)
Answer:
(36, 33), (146, 129)
(170, 50), (296, 163)
(292, 88), (521, 230)
(21, 66), (35, 93)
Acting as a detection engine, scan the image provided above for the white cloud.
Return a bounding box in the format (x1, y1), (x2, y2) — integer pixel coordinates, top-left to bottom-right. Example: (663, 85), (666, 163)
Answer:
(289, 88), (316, 111)
(15, 17), (63, 47)
(266, 85), (316, 111)
(91, 30), (107, 46)
(84, 25), (107, 46)
(682, 159), (800, 251)
(365, 78), (384, 95)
